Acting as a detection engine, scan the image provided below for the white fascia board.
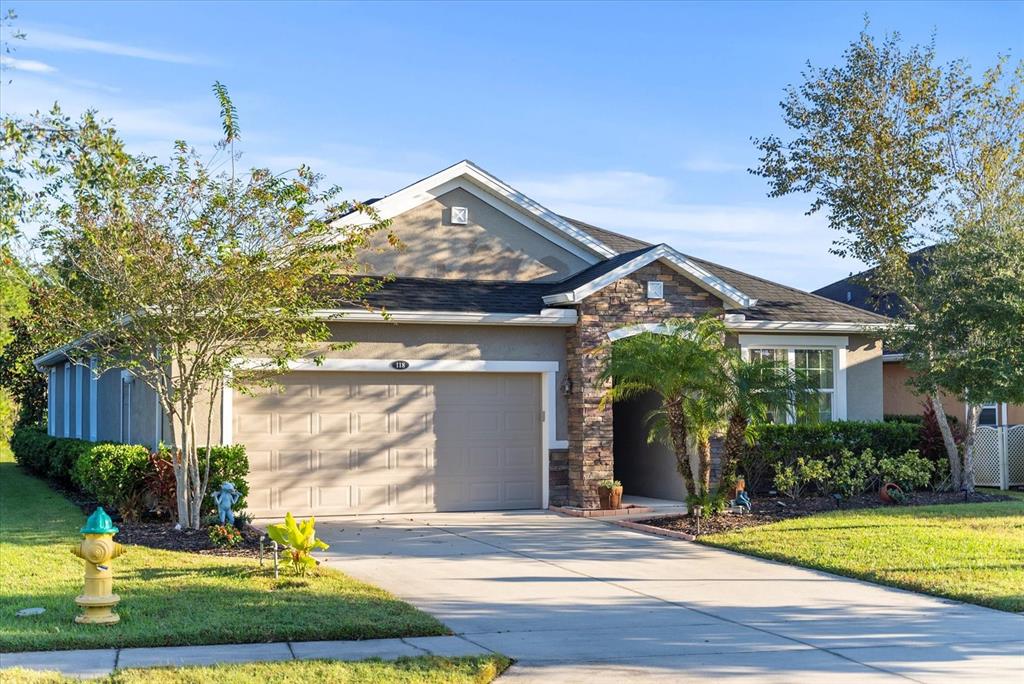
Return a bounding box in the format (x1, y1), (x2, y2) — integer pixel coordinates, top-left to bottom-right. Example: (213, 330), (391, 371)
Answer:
(727, 320), (891, 334)
(737, 333), (849, 348)
(311, 308), (578, 326)
(330, 160), (616, 262)
(236, 358), (560, 374)
(542, 244), (757, 310)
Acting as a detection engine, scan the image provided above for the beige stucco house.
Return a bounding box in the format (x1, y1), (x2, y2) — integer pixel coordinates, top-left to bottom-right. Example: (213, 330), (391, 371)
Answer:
(37, 161), (890, 515)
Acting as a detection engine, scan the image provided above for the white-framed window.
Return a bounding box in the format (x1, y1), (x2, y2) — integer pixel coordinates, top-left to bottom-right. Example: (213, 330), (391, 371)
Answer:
(975, 403), (1007, 427)
(739, 335), (848, 424)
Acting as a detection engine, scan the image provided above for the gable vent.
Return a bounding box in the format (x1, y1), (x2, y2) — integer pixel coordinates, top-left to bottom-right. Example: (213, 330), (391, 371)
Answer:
(450, 206), (469, 224)
(647, 281), (664, 299)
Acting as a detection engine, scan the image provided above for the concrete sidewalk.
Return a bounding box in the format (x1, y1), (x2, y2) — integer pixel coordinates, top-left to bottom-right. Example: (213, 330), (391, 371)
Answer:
(0, 635), (494, 678)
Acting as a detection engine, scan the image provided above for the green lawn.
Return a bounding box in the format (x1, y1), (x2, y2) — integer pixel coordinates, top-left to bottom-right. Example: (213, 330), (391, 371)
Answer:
(700, 495), (1024, 612)
(0, 451), (447, 652)
(2, 656), (512, 684)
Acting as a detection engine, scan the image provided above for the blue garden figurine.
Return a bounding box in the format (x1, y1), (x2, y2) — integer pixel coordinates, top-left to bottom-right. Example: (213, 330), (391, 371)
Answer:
(211, 482), (241, 526)
(733, 490), (752, 513)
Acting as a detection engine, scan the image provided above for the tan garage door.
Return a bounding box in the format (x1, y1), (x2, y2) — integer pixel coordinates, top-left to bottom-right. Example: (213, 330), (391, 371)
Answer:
(234, 371), (542, 516)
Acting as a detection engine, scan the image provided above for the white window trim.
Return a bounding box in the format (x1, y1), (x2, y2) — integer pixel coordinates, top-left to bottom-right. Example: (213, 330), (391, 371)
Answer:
(89, 358), (98, 441)
(76, 364), (84, 439)
(48, 368), (56, 436)
(973, 402), (1006, 427)
(63, 362), (70, 437)
(738, 334), (848, 422)
(120, 371), (133, 443)
(223, 358), (561, 509)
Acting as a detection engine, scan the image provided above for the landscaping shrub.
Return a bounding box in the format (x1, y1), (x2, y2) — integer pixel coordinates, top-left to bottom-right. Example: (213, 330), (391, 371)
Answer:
(773, 457), (830, 499)
(208, 523), (243, 548)
(10, 424), (53, 474)
(877, 450), (935, 491)
(73, 443), (151, 519)
(740, 421), (920, 494)
(10, 424), (91, 483)
(829, 448), (877, 498)
(198, 444), (249, 514)
(144, 447), (179, 517)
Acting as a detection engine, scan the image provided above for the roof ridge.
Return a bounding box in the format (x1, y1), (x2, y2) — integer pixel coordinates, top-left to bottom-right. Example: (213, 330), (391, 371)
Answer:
(558, 215), (653, 247)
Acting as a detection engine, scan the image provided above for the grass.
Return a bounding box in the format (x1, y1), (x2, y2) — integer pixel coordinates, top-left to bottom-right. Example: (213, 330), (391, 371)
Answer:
(0, 450), (447, 652)
(2, 656), (512, 684)
(700, 493), (1024, 612)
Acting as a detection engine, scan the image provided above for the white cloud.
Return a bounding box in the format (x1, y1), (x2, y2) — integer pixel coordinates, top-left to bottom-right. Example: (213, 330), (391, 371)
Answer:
(677, 156), (747, 173)
(0, 55), (57, 73)
(514, 169), (865, 290)
(1, 75), (222, 150)
(515, 170), (674, 207)
(20, 28), (201, 65)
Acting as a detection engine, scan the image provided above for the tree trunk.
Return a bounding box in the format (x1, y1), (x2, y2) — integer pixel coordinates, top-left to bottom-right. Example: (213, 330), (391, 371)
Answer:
(962, 403), (980, 493)
(666, 402), (697, 500)
(721, 410), (747, 489)
(930, 395), (962, 491)
(698, 438), (712, 494)
(171, 404), (191, 527)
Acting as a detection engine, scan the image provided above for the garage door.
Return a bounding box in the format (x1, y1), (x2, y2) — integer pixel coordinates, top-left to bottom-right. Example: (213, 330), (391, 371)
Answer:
(234, 371), (542, 516)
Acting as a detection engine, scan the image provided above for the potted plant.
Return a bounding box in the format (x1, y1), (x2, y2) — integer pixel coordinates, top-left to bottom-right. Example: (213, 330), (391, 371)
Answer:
(598, 479), (623, 510)
(879, 482), (905, 505)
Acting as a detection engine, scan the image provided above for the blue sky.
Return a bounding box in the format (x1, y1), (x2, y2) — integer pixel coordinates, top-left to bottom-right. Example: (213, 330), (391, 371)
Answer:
(2, 1), (1020, 289)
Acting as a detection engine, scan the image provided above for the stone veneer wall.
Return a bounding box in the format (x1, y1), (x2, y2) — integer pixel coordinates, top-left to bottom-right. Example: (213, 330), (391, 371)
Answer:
(555, 261), (725, 509)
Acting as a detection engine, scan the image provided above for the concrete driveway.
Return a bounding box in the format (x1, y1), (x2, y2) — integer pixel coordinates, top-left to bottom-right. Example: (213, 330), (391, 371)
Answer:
(316, 511), (1023, 682)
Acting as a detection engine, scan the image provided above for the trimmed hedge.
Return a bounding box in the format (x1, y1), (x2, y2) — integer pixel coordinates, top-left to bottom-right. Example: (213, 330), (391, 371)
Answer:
(740, 421), (921, 494)
(10, 425), (93, 484)
(10, 424), (250, 519)
(73, 443), (151, 518)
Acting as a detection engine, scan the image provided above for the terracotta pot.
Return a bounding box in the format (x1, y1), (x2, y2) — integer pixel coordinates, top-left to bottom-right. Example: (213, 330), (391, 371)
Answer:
(598, 485), (624, 510)
(728, 476), (746, 499)
(879, 482), (904, 504)
(609, 486), (623, 510)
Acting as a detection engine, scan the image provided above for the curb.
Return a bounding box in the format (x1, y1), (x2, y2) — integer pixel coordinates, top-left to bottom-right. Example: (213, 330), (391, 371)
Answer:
(608, 518), (697, 541)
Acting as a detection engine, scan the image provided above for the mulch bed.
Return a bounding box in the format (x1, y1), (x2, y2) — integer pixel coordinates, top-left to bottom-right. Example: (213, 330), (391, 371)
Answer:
(114, 520), (266, 558)
(42, 477), (266, 558)
(637, 490), (1013, 538)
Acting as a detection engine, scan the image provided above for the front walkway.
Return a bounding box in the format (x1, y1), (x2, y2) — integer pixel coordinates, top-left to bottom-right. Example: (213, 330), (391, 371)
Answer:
(315, 510), (1023, 683)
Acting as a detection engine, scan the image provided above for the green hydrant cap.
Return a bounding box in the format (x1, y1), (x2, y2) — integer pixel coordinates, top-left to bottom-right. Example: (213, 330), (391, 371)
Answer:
(81, 507), (119, 535)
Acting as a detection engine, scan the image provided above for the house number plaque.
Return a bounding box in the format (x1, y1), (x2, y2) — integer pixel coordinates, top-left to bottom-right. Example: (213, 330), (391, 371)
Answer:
(391, 360), (410, 370)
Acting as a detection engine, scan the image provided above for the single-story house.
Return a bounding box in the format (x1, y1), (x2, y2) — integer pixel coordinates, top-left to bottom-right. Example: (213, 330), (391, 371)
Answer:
(814, 255), (1023, 427)
(36, 161), (890, 515)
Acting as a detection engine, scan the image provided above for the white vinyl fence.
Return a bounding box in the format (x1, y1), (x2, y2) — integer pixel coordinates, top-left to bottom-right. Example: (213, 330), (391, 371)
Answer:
(973, 425), (1024, 490)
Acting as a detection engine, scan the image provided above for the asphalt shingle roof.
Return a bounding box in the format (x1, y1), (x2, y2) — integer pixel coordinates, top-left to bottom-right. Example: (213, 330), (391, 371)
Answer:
(333, 214), (891, 324)
(564, 218), (891, 324)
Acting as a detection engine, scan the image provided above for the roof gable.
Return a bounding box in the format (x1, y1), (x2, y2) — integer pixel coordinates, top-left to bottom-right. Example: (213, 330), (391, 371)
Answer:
(332, 160), (617, 264)
(542, 244), (758, 310)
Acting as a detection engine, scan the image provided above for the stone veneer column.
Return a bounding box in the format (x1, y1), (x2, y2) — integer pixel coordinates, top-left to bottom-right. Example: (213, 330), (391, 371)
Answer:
(561, 262), (723, 509)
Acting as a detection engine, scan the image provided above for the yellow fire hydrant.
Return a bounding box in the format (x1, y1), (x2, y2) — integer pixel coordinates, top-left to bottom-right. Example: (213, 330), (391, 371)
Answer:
(70, 507), (127, 625)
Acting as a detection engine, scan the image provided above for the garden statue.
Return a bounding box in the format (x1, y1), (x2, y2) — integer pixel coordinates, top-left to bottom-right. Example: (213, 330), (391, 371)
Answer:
(70, 507), (127, 624)
(733, 490), (752, 513)
(212, 481), (242, 526)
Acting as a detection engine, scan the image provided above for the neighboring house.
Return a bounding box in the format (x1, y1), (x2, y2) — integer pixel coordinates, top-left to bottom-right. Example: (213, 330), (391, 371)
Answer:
(815, 252), (1023, 427)
(36, 161), (889, 514)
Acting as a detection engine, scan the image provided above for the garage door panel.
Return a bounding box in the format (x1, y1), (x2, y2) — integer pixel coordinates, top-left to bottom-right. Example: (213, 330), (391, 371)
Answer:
(235, 371), (542, 516)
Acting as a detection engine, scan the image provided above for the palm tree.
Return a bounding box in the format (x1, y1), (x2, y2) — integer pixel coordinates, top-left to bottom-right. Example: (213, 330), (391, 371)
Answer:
(597, 316), (729, 500)
(719, 354), (814, 489)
